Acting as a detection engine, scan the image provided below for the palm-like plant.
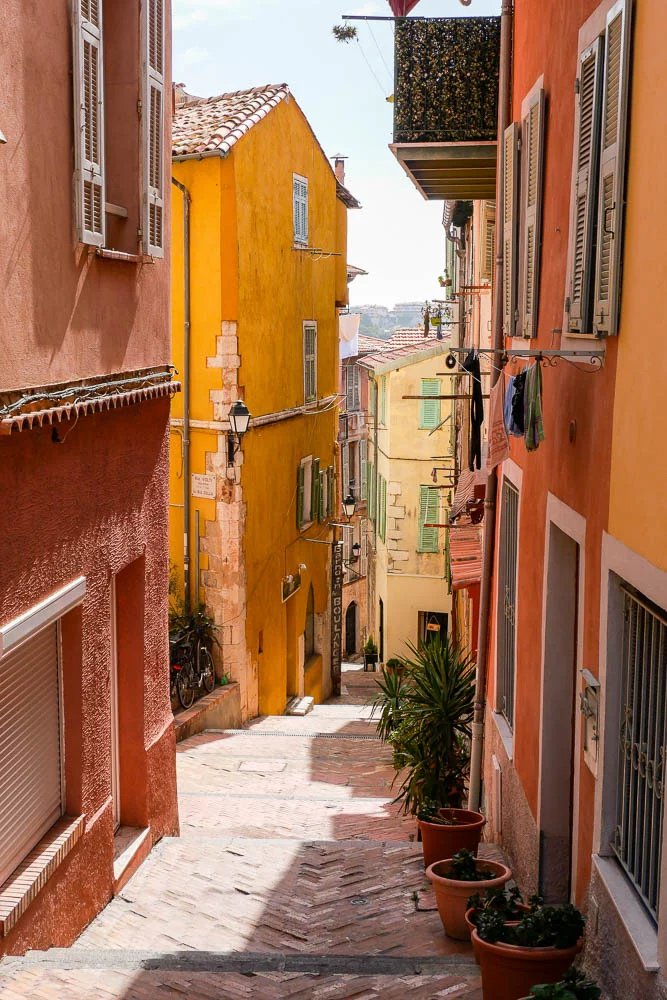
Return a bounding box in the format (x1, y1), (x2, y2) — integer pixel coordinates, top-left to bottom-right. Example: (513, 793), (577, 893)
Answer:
(386, 635), (476, 815)
(370, 665), (406, 742)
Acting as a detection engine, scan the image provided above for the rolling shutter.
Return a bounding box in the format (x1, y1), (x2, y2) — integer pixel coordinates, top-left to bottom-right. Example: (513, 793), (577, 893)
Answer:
(420, 379), (441, 429)
(521, 89), (546, 338)
(73, 0), (105, 247)
(567, 38), (604, 332)
(418, 486), (440, 553)
(143, 0), (165, 257)
(593, 0), (632, 337)
(502, 123), (520, 338)
(0, 624), (62, 885)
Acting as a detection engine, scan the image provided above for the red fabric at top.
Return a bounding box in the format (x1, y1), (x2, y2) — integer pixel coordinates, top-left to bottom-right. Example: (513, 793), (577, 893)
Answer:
(387, 0), (422, 15)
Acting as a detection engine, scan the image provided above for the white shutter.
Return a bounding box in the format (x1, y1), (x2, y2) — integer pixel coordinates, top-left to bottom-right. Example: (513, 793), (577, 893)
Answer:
(567, 38), (604, 332)
(502, 123), (520, 337)
(143, 0), (165, 257)
(0, 624), (62, 885)
(342, 443), (350, 499)
(293, 175), (308, 245)
(360, 438), (368, 501)
(73, 0), (105, 246)
(593, 0), (632, 337)
(521, 89), (546, 338)
(481, 202), (496, 282)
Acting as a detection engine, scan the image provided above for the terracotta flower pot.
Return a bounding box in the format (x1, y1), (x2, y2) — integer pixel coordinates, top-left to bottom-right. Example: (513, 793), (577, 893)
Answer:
(472, 930), (583, 1000)
(426, 859), (512, 940)
(418, 808), (486, 868)
(465, 903), (530, 963)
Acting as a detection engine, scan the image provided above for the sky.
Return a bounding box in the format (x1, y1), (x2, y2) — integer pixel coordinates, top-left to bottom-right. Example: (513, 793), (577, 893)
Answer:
(172, 0), (500, 308)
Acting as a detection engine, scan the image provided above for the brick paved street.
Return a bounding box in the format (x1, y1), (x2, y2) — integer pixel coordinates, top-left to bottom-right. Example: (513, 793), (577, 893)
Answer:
(0, 669), (483, 998)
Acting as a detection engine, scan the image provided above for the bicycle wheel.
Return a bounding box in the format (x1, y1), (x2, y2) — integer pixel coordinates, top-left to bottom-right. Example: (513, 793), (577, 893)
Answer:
(176, 666), (195, 709)
(200, 645), (215, 693)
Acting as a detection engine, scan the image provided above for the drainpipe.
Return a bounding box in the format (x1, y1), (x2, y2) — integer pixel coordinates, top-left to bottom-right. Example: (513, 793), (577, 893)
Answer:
(468, 0), (513, 813)
(172, 177), (192, 613)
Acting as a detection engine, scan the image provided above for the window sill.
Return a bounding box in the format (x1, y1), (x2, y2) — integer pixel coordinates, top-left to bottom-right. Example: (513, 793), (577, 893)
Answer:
(492, 711), (514, 761)
(0, 814), (85, 936)
(592, 854), (659, 973)
(94, 248), (151, 264)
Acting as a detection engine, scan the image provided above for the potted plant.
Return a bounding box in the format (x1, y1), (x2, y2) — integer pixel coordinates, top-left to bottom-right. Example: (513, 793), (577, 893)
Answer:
(522, 966), (601, 999)
(385, 656), (404, 675)
(465, 885), (528, 959)
(363, 635), (379, 671)
(385, 635), (484, 867)
(425, 849), (512, 941)
(472, 903), (586, 1000)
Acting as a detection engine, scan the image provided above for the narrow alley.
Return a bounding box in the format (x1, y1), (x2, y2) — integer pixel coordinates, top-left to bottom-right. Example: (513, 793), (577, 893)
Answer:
(0, 670), (482, 999)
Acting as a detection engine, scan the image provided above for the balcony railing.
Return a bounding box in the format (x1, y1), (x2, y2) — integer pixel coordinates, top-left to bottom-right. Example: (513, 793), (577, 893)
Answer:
(393, 17), (501, 146)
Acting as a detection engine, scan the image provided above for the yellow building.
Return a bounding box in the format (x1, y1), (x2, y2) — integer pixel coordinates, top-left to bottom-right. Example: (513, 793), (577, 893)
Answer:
(360, 343), (454, 661)
(170, 85), (358, 719)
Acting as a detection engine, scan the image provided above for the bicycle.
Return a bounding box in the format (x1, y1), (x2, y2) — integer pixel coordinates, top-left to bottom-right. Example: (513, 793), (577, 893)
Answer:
(169, 612), (217, 710)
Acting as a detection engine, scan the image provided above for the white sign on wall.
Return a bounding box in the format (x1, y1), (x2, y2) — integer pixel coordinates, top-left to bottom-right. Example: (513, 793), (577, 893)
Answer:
(191, 473), (217, 500)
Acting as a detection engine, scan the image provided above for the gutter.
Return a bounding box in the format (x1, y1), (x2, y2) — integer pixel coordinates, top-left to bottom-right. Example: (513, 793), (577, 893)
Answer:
(172, 149), (229, 163)
(171, 177), (193, 613)
(468, 0), (513, 814)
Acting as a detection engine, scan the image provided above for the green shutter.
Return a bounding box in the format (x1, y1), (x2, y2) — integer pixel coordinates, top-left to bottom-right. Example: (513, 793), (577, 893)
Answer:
(379, 476), (387, 542)
(311, 458), (320, 523)
(318, 470), (326, 522)
(418, 486), (440, 553)
(368, 461), (375, 518)
(296, 464), (305, 529)
(419, 379), (441, 429)
(327, 465), (335, 516)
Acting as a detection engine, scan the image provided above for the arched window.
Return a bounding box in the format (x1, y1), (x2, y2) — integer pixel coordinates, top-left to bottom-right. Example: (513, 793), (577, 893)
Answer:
(305, 585), (315, 659)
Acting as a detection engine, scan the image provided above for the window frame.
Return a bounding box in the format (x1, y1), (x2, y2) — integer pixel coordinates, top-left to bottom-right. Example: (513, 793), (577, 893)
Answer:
(303, 322), (317, 404)
(293, 173), (309, 246)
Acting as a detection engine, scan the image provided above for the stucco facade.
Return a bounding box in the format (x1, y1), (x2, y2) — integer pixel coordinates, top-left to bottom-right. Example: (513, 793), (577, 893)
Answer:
(170, 88), (352, 719)
(0, 0), (178, 955)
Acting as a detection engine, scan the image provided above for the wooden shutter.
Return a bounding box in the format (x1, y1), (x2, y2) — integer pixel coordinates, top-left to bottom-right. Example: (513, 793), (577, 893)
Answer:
(360, 439), (368, 501)
(567, 38), (604, 332)
(342, 444), (350, 499)
(379, 476), (387, 542)
(419, 486), (440, 553)
(0, 624), (62, 885)
(73, 0), (105, 246)
(594, 0), (632, 337)
(304, 324), (317, 402)
(327, 465), (335, 516)
(380, 377), (387, 425)
(368, 461), (375, 518)
(502, 124), (520, 337)
(293, 175), (308, 244)
(360, 531), (368, 576)
(481, 202), (496, 282)
(143, 0), (165, 257)
(420, 379), (441, 429)
(521, 90), (546, 338)
(318, 469), (326, 522)
(296, 464), (305, 529)
(311, 458), (320, 523)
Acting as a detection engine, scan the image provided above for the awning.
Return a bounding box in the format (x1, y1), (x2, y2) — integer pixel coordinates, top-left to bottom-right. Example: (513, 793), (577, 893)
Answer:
(388, 0), (422, 14)
(450, 469), (487, 522)
(450, 525), (483, 590)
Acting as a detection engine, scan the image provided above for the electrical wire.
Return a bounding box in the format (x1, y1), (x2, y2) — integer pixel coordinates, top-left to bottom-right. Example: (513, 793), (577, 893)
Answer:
(354, 36), (390, 99)
(367, 22), (393, 84)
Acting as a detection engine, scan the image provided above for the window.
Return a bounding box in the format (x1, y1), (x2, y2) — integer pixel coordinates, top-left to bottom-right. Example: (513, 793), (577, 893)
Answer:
(380, 376), (387, 426)
(303, 323), (317, 402)
(613, 586), (667, 919)
(519, 88), (546, 338)
(497, 480), (519, 728)
(293, 174), (308, 245)
(565, 0), (632, 336)
(345, 365), (361, 411)
(481, 202), (496, 283)
(419, 379), (441, 429)
(360, 439), (368, 501)
(502, 123), (520, 337)
(378, 475), (387, 542)
(72, 0), (165, 256)
(341, 443), (350, 500)
(297, 457), (313, 529)
(367, 460), (375, 519)
(304, 586), (315, 659)
(418, 486), (440, 553)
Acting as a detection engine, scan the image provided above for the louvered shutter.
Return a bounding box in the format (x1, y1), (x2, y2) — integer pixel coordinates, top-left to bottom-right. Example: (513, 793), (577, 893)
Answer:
(593, 0), (632, 337)
(304, 325), (317, 402)
(521, 90), (546, 338)
(380, 377), (387, 425)
(327, 465), (335, 516)
(73, 0), (105, 247)
(360, 531), (368, 576)
(311, 458), (320, 523)
(481, 203), (496, 282)
(318, 469), (326, 522)
(379, 477), (387, 542)
(293, 175), (308, 244)
(342, 444), (350, 499)
(143, 0), (165, 257)
(420, 379), (441, 429)
(567, 39), (604, 332)
(296, 464), (305, 529)
(0, 624), (62, 885)
(418, 486), (440, 553)
(502, 124), (520, 337)
(360, 439), (368, 501)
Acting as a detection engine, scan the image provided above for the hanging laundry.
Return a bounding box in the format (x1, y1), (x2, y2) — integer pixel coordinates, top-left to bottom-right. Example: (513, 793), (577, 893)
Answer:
(503, 372), (524, 437)
(423, 303), (430, 338)
(510, 370), (527, 435)
(487, 374), (509, 469)
(524, 362), (545, 452)
(461, 350), (483, 471)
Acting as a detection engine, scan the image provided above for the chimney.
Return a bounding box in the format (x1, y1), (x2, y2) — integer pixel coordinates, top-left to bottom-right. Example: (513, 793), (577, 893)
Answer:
(332, 155), (347, 184)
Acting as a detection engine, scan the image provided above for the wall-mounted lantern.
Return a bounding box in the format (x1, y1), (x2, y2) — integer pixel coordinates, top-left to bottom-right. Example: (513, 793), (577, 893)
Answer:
(227, 399), (251, 466)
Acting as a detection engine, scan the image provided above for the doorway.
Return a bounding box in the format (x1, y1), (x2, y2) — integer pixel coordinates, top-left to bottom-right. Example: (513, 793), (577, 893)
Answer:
(345, 602), (357, 657)
(110, 577), (121, 832)
(539, 524), (579, 902)
(419, 610), (449, 645)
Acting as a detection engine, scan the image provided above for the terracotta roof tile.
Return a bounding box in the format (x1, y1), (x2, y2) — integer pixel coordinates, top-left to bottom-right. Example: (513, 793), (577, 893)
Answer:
(173, 84), (290, 158)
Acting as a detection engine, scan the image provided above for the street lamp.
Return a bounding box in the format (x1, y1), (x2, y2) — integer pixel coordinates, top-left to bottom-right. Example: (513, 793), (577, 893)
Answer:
(351, 541), (361, 563)
(227, 399), (251, 466)
(343, 494), (356, 520)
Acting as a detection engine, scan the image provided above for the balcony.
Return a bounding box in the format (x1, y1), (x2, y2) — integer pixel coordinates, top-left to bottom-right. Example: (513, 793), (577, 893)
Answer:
(390, 16), (500, 201)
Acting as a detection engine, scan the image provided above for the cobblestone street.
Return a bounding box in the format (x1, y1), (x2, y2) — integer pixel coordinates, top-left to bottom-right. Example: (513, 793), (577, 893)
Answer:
(0, 670), (483, 998)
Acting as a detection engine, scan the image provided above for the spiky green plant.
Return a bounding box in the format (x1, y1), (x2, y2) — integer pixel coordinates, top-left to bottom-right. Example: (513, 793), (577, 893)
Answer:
(387, 635), (476, 815)
(370, 665), (406, 742)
